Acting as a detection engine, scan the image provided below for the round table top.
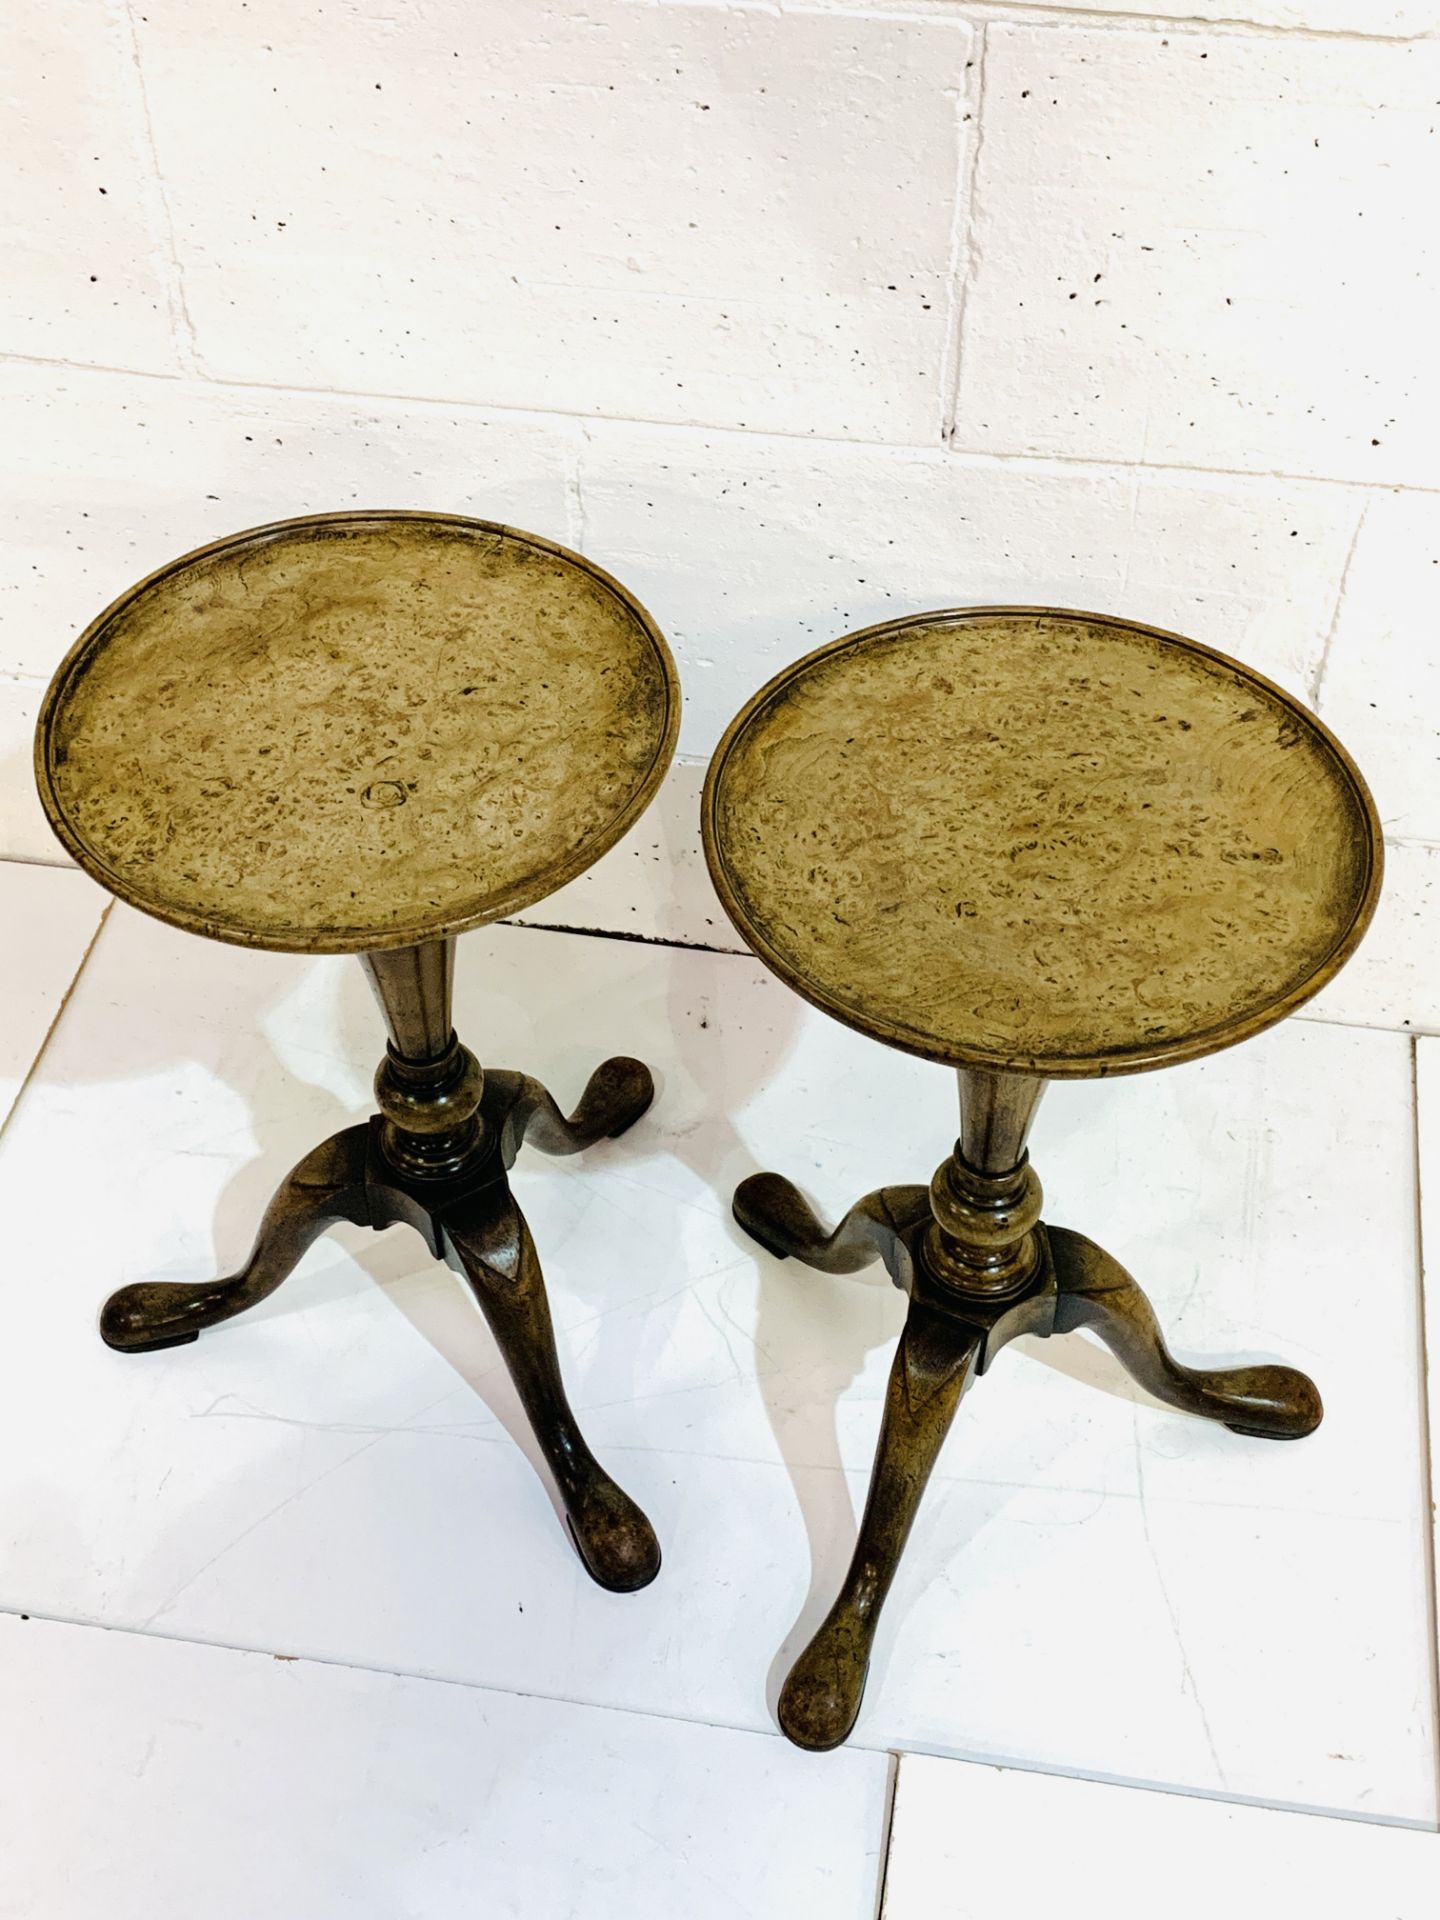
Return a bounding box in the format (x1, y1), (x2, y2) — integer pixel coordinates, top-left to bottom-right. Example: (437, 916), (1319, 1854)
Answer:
(702, 608), (1381, 1079)
(36, 512), (679, 954)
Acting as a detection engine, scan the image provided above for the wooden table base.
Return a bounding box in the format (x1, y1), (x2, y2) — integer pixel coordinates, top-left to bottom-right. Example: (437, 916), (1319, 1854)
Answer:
(98, 938), (662, 1596)
(734, 1066), (1321, 1752)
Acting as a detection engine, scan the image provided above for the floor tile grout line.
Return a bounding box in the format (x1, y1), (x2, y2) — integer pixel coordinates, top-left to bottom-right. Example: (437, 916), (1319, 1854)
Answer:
(1408, 1034), (1440, 1821)
(0, 849), (77, 873)
(2, 1599), (1435, 1833)
(0, 1600), (834, 1757)
(503, 914), (749, 959)
(877, 1740), (1440, 1835)
(1292, 1011), (1440, 1041)
(2, 877), (1431, 1041)
(508, 916), (1440, 1042)
(0, 899), (111, 1152)
(873, 1751), (902, 1920)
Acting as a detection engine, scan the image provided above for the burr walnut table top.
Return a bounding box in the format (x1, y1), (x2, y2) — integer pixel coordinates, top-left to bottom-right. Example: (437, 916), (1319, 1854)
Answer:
(702, 608), (1380, 1079)
(36, 512), (678, 954)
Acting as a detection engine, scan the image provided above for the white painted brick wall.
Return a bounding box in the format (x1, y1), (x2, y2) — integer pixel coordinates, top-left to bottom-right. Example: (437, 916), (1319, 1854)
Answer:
(128, 0), (974, 441)
(0, 362), (577, 683)
(574, 421), (1360, 750)
(4, 5), (178, 371)
(954, 26), (1440, 486)
(3, 0), (1437, 1032)
(1317, 490), (1440, 841)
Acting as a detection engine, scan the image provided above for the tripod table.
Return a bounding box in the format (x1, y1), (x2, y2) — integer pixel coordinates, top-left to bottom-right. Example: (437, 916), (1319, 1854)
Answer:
(35, 510), (679, 1594)
(702, 606), (1381, 1749)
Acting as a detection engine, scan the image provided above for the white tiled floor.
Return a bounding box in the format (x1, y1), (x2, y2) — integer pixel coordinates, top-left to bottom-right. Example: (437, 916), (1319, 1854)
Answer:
(509, 755), (737, 953)
(1301, 839), (1440, 1039)
(0, 888), (1434, 1908)
(0, 862), (105, 1127)
(0, 912), (1433, 1786)
(882, 1754), (1439, 1920)
(0, 672), (71, 866)
(1416, 1038), (1440, 1701)
(0, 1614), (888, 1920)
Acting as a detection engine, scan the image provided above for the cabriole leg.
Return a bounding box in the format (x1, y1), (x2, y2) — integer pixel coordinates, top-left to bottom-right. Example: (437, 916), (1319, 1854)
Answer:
(442, 1185), (661, 1592)
(100, 1127), (370, 1352)
(779, 1301), (984, 1751)
(1050, 1226), (1322, 1439)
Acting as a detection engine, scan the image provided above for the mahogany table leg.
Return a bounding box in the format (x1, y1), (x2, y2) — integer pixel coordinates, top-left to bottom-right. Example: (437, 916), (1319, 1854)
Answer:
(443, 1183), (660, 1593)
(1050, 1225), (1322, 1439)
(100, 1127), (370, 1353)
(779, 1299), (983, 1751)
(733, 1174), (929, 1279)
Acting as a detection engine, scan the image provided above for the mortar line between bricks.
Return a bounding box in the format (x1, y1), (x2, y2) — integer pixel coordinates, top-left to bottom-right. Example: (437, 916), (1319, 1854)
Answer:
(563, 430), (587, 554)
(113, 0), (202, 375)
(1309, 497), (1368, 707)
(949, 442), (1431, 496)
(789, 0), (1437, 46)
(939, 25), (988, 443)
(5, 351), (1437, 501)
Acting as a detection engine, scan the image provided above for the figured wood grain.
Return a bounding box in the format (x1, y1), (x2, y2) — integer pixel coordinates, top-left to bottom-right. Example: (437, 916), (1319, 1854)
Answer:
(36, 512), (678, 953)
(703, 607), (1379, 1078)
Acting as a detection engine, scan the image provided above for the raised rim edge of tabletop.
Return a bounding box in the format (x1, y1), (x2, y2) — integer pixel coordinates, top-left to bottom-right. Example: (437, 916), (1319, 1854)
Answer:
(32, 510), (682, 956)
(699, 604), (1384, 1082)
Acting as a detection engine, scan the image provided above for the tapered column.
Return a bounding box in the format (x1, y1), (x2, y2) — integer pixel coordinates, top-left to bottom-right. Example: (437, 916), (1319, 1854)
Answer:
(359, 938), (485, 1180)
(956, 1067), (1046, 1175)
(360, 938), (456, 1061)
